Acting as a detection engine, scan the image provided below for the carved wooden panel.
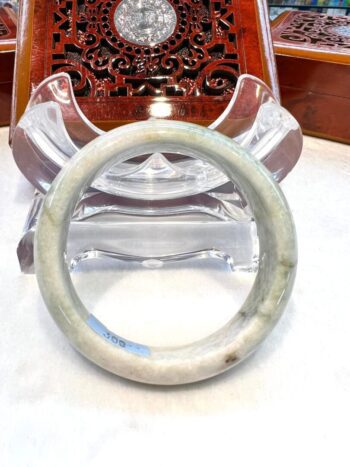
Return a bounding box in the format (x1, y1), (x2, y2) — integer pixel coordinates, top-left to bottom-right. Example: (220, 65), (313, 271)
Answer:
(50, 0), (242, 99)
(272, 11), (350, 144)
(13, 0), (277, 130)
(0, 5), (17, 41)
(272, 10), (350, 54)
(0, 17), (9, 37)
(0, 5), (17, 126)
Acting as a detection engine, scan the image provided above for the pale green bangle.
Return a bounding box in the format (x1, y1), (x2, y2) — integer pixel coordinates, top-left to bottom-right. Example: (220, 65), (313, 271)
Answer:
(34, 120), (297, 385)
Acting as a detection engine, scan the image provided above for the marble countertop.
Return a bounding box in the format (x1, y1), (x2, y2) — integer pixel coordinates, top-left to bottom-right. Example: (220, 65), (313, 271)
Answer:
(0, 126), (349, 466)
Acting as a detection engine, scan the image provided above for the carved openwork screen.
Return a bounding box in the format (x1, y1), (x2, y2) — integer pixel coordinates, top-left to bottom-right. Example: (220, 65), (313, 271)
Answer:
(272, 10), (350, 55)
(13, 0), (277, 130)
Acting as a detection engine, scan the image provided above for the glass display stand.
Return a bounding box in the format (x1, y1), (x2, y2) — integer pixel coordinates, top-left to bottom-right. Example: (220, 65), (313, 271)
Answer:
(18, 190), (258, 275)
(12, 73), (302, 274)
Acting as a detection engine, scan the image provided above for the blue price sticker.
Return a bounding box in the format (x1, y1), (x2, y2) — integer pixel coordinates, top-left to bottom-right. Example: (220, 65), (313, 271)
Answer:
(87, 315), (150, 357)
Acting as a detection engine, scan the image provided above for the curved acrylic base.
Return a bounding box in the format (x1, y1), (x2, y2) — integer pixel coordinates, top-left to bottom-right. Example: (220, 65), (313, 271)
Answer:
(18, 190), (257, 275)
(12, 73), (302, 200)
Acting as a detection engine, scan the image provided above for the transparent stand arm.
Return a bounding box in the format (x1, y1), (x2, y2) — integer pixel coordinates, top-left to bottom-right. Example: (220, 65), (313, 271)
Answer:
(12, 73), (303, 200)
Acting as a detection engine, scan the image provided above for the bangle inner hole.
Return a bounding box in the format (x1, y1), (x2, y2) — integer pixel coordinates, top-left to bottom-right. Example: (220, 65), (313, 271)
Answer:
(67, 146), (260, 348)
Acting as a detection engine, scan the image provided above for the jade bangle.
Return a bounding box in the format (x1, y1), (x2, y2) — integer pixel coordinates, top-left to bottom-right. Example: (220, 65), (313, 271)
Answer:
(34, 120), (297, 385)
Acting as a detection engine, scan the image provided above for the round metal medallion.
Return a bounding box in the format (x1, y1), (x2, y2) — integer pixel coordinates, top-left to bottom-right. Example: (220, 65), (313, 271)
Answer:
(330, 25), (350, 38)
(114, 0), (177, 47)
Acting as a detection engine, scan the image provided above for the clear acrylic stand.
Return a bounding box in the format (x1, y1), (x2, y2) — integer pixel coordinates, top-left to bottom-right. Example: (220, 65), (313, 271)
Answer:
(17, 189), (258, 274)
(12, 74), (301, 274)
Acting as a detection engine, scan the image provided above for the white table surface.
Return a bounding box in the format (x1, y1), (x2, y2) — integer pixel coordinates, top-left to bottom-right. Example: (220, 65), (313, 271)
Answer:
(1, 126), (349, 466)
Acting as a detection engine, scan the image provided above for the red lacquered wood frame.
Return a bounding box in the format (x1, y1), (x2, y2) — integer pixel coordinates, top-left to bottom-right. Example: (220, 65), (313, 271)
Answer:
(0, 5), (16, 126)
(272, 10), (350, 145)
(12, 0), (278, 132)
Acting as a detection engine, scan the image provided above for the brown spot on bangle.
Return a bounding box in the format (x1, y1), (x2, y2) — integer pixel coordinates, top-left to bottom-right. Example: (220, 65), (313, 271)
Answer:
(225, 354), (239, 365)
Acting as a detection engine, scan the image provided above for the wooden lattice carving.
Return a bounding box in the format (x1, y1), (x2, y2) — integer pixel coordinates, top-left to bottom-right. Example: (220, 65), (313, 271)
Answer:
(50, 0), (242, 98)
(273, 11), (350, 52)
(13, 0), (277, 129)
